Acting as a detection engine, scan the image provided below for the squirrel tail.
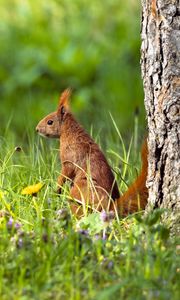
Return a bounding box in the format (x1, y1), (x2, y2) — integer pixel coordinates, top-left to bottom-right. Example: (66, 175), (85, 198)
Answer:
(111, 140), (148, 216)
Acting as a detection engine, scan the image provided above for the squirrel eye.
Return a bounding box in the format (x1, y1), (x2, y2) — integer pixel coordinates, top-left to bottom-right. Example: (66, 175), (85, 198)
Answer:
(47, 120), (53, 125)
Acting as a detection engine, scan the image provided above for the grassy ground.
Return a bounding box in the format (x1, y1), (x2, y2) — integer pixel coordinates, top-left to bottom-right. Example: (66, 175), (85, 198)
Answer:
(0, 132), (179, 300)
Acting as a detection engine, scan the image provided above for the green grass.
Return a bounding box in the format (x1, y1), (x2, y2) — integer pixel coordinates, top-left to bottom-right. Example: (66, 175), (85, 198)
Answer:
(0, 132), (179, 300)
(0, 1), (179, 298)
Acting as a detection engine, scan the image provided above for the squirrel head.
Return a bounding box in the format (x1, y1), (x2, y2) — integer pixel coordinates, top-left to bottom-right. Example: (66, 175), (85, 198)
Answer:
(36, 88), (72, 138)
(36, 111), (60, 138)
(57, 88), (71, 124)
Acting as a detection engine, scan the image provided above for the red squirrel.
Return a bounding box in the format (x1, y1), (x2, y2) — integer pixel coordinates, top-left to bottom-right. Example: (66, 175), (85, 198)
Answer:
(36, 88), (148, 217)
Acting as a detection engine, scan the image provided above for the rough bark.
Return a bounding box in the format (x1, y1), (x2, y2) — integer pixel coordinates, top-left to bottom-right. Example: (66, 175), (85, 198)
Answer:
(141, 0), (180, 230)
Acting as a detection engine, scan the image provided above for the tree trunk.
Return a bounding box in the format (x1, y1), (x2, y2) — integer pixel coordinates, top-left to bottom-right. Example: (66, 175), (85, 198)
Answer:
(140, 0), (180, 230)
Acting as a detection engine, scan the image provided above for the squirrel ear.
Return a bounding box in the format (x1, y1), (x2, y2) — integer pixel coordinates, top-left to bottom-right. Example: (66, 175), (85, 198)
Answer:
(60, 106), (66, 116)
(57, 88), (72, 122)
(58, 88), (72, 111)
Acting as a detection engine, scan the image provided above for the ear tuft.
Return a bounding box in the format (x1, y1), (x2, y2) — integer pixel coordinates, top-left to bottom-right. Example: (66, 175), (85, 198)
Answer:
(59, 88), (72, 109)
(57, 88), (72, 121)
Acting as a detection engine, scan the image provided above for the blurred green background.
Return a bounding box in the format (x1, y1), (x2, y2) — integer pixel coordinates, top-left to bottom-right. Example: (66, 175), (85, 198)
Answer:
(0, 0), (145, 144)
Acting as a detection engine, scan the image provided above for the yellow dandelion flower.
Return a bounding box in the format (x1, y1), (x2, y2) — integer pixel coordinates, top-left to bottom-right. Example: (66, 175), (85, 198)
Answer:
(21, 183), (43, 195)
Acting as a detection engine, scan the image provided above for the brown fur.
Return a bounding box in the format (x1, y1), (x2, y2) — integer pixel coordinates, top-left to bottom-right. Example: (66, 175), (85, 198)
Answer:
(36, 88), (148, 217)
(37, 89), (120, 216)
(36, 111), (60, 138)
(111, 140), (148, 216)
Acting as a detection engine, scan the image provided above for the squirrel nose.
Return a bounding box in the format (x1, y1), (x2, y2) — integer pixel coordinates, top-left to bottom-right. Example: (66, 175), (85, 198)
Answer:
(36, 127), (39, 133)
